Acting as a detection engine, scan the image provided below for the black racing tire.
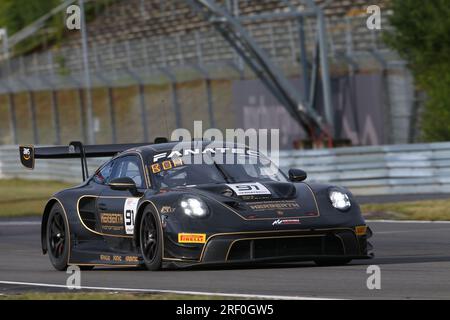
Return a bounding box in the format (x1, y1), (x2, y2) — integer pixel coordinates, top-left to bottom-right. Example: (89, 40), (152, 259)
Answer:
(139, 207), (163, 271)
(46, 203), (70, 271)
(314, 258), (352, 267)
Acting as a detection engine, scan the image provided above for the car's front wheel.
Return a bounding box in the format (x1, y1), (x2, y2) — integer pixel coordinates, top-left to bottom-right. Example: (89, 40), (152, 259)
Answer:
(139, 207), (163, 271)
(46, 203), (70, 271)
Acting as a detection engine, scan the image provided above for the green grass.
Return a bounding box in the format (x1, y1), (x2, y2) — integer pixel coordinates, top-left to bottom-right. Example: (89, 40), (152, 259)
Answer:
(0, 292), (237, 300)
(0, 179), (74, 217)
(361, 199), (450, 221)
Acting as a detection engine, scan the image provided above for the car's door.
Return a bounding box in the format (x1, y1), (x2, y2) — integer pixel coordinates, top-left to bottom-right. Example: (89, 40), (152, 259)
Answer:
(97, 154), (147, 237)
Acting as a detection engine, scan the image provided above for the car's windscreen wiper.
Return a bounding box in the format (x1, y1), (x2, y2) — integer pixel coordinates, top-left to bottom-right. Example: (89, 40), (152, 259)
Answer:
(213, 161), (234, 183)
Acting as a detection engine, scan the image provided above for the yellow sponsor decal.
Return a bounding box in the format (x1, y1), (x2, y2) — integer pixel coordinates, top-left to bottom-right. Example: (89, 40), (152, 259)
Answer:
(178, 233), (206, 244)
(125, 256), (139, 263)
(101, 213), (123, 225)
(355, 225), (367, 236)
(151, 159), (184, 174)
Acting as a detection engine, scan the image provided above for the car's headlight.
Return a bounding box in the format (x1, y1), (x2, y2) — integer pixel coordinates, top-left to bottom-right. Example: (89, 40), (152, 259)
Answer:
(180, 197), (209, 218)
(329, 190), (351, 211)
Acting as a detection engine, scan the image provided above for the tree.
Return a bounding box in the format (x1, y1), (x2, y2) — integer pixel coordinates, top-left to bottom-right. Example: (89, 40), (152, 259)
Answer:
(385, 0), (450, 141)
(0, 0), (60, 34)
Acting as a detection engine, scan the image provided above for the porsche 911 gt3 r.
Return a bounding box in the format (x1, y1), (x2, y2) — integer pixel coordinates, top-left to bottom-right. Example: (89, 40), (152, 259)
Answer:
(19, 139), (373, 270)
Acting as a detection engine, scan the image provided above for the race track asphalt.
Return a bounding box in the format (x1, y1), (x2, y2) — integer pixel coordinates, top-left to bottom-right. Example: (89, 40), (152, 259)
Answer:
(0, 218), (449, 299)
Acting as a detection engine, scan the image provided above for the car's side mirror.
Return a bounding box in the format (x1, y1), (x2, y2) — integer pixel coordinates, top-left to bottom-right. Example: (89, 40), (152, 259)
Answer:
(288, 169), (307, 182)
(108, 177), (137, 191)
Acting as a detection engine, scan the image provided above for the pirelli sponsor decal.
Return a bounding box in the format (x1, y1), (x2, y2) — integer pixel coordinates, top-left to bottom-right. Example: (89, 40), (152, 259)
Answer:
(248, 200), (300, 211)
(178, 233), (207, 244)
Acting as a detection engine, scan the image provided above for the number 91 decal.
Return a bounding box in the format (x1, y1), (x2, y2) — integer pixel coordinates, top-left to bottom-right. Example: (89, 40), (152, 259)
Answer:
(226, 182), (271, 196)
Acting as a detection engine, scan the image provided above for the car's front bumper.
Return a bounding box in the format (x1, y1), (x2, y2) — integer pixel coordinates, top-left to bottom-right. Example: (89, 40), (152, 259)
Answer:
(164, 226), (373, 265)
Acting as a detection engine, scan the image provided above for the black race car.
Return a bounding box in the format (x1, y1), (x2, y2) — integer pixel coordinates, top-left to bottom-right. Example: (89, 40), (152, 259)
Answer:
(19, 140), (373, 271)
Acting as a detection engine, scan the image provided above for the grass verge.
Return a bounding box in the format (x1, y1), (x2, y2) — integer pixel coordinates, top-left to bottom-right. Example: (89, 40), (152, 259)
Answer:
(361, 199), (450, 221)
(0, 179), (74, 217)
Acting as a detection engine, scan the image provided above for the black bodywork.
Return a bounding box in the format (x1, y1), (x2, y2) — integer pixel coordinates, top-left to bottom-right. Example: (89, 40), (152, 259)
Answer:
(20, 141), (373, 269)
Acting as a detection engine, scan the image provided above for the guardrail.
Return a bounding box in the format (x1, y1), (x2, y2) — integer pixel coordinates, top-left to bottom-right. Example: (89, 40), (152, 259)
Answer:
(280, 142), (450, 195)
(2, 142), (450, 195)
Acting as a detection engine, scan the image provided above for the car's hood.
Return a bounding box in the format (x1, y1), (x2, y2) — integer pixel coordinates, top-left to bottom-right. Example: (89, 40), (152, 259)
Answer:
(180, 181), (320, 220)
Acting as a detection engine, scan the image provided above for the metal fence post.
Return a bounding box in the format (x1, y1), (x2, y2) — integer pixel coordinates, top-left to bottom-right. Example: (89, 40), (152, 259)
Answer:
(28, 90), (39, 144)
(7, 92), (18, 145)
(18, 77), (39, 144)
(193, 64), (215, 128)
(107, 87), (117, 143)
(125, 40), (149, 142)
(51, 90), (61, 144)
(47, 52), (61, 144)
(78, 88), (88, 143)
(316, 9), (334, 136)
(160, 67), (182, 129)
(79, 0), (96, 145)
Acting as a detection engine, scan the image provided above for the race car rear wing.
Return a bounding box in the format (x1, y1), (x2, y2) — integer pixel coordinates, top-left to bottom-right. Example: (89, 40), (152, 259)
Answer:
(19, 139), (168, 181)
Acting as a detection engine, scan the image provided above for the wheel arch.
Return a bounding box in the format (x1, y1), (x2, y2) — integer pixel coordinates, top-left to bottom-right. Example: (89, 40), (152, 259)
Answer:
(133, 201), (151, 248)
(41, 198), (59, 254)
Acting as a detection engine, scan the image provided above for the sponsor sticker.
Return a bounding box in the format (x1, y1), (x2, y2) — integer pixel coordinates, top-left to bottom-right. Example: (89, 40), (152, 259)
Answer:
(178, 233), (206, 244)
(226, 182), (271, 196)
(160, 206), (176, 214)
(101, 213), (123, 225)
(248, 200), (300, 211)
(19, 145), (34, 169)
(272, 218), (301, 226)
(124, 198), (139, 235)
(150, 158), (184, 174)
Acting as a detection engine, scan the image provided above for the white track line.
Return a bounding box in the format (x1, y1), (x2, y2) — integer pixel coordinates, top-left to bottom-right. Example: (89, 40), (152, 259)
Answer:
(0, 280), (336, 300)
(0, 221), (40, 226)
(375, 228), (450, 234)
(367, 219), (450, 224)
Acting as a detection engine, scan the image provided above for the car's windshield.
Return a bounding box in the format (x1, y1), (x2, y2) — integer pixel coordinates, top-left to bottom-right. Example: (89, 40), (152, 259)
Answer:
(149, 152), (286, 189)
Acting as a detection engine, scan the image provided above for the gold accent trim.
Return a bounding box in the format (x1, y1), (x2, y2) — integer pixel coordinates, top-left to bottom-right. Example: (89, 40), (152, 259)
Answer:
(163, 257), (198, 263)
(69, 263), (139, 268)
(225, 234), (324, 261)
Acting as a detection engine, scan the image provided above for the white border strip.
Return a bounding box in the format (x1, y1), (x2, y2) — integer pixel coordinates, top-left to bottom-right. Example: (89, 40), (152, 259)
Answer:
(367, 219), (450, 224)
(0, 280), (337, 300)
